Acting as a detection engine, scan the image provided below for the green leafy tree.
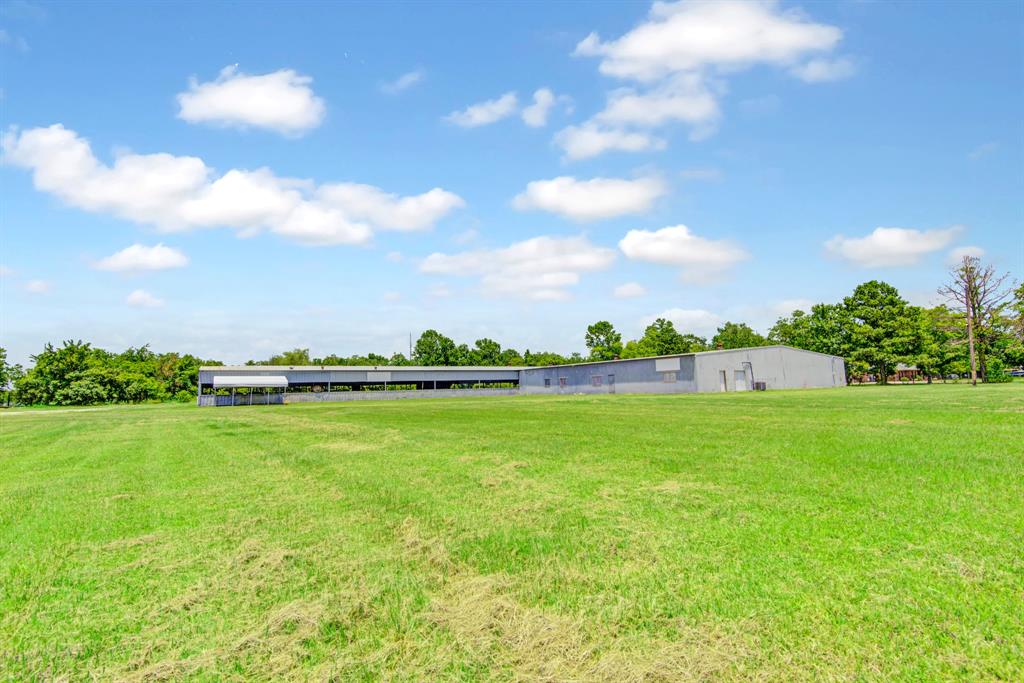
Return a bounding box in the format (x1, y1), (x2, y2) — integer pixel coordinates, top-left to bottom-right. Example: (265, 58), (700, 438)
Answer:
(711, 322), (767, 350)
(413, 330), (457, 365)
(470, 338), (502, 366)
(0, 347), (20, 407)
(585, 321), (622, 361)
(843, 281), (920, 384)
(915, 306), (963, 382)
(620, 319), (707, 358)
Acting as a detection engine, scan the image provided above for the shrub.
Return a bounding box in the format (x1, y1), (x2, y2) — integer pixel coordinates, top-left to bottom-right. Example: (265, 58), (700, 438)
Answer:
(54, 379), (108, 406)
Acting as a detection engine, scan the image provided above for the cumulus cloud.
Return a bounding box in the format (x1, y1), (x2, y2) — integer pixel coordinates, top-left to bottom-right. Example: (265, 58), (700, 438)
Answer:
(614, 282), (647, 298)
(641, 308), (723, 336)
(176, 65), (326, 136)
(1, 124), (464, 246)
(575, 1), (843, 82)
(512, 176), (666, 222)
(554, 123), (665, 161)
(94, 243), (189, 272)
(946, 245), (985, 265)
(521, 88), (571, 127)
(789, 57), (856, 83)
(126, 289), (164, 308)
(565, 1), (851, 158)
(317, 183), (465, 232)
(380, 68), (424, 94)
(594, 73), (720, 135)
(619, 224), (749, 283)
(444, 92), (519, 127)
(25, 279), (51, 293)
(420, 235), (615, 301)
(824, 226), (962, 267)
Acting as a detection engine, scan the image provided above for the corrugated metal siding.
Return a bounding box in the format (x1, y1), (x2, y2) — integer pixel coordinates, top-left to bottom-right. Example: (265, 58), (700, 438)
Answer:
(693, 347), (844, 391)
(520, 356), (697, 395)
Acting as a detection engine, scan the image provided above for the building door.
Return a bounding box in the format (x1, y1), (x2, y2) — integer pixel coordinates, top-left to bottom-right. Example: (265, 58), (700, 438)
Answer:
(734, 369), (749, 391)
(719, 370), (728, 391)
(607, 374), (615, 393)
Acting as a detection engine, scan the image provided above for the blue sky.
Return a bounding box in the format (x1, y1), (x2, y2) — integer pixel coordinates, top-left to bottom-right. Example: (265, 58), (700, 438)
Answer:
(2, 0), (1021, 365)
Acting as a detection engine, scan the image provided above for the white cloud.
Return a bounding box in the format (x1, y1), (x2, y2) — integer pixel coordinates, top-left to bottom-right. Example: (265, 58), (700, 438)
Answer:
(789, 57), (856, 83)
(444, 92), (519, 127)
(679, 166), (723, 182)
(554, 123), (665, 161)
(126, 289), (164, 308)
(382, 291), (402, 302)
(614, 282), (647, 298)
(512, 176), (666, 222)
(619, 224), (749, 282)
(595, 73), (719, 132)
(380, 68), (424, 94)
(385, 251), (404, 263)
(565, 1), (851, 158)
(521, 88), (571, 127)
(428, 284), (452, 298)
(641, 308), (723, 337)
(94, 243), (189, 272)
(25, 279), (51, 294)
(176, 65), (326, 136)
(946, 245), (985, 265)
(316, 183), (465, 232)
(0, 264), (12, 277)
(420, 235), (615, 301)
(2, 124), (463, 246)
(824, 226), (962, 267)
(575, 0), (843, 82)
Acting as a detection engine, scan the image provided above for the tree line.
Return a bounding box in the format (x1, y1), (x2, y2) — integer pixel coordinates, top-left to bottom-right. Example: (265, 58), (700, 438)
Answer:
(3, 257), (1021, 405)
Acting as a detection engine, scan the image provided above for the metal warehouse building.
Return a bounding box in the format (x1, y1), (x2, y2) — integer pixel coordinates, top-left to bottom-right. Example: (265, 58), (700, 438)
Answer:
(198, 345), (844, 406)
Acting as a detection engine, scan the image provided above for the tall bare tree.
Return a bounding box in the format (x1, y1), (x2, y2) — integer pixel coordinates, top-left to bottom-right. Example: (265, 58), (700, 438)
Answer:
(939, 256), (1012, 385)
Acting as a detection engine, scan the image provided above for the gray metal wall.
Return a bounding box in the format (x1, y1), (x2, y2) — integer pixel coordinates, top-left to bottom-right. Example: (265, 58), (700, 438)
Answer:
(520, 346), (845, 395)
(520, 356), (697, 395)
(693, 346), (846, 392)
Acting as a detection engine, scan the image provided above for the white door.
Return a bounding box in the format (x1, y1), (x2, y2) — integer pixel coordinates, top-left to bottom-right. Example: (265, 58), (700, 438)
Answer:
(734, 369), (749, 391)
(719, 370), (728, 391)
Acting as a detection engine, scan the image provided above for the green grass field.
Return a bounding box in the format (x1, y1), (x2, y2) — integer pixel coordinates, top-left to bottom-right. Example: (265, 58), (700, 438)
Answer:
(2, 385), (1022, 681)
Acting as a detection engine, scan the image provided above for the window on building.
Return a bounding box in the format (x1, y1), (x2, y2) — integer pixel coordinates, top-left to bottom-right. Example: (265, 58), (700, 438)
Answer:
(663, 372), (676, 383)
(591, 375), (603, 387)
(558, 377), (567, 388)
(544, 378), (551, 388)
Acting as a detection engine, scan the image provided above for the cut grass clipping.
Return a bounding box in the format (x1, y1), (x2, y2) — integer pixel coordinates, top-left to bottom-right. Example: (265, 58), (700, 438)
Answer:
(1, 384), (1022, 680)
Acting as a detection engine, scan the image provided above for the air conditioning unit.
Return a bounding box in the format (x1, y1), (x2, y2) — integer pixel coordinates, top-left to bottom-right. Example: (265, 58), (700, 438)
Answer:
(753, 381), (767, 391)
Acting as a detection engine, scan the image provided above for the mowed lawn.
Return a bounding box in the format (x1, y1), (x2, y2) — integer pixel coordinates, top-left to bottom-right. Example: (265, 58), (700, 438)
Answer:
(1, 386), (1022, 681)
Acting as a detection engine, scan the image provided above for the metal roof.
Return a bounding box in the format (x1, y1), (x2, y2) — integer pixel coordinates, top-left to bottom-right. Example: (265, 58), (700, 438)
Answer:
(201, 365), (527, 372)
(201, 346), (840, 373)
(213, 375), (289, 388)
